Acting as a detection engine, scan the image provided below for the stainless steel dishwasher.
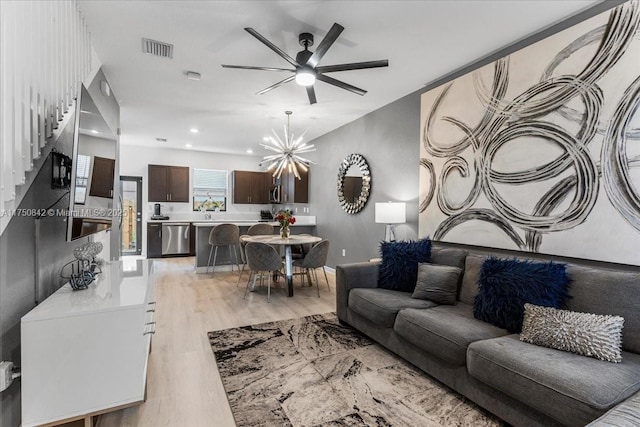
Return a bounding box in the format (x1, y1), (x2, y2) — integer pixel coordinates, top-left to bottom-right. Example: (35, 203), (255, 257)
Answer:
(161, 223), (191, 256)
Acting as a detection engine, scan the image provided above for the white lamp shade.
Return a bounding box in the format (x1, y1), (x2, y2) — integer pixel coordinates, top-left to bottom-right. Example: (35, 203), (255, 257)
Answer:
(375, 202), (406, 224)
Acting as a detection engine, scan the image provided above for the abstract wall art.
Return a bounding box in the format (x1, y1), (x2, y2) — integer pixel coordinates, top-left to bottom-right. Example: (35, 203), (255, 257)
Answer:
(419, 1), (640, 265)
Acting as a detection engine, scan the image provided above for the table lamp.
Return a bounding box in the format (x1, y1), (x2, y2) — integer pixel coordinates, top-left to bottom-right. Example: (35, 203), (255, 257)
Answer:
(375, 202), (406, 241)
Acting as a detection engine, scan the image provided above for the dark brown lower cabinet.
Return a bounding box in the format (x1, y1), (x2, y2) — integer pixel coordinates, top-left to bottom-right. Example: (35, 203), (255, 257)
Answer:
(147, 223), (163, 258)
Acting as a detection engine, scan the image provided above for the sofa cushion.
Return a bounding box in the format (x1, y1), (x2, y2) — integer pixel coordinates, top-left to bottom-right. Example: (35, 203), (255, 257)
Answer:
(394, 303), (509, 366)
(411, 263), (462, 304)
(473, 257), (570, 333)
(348, 288), (437, 328)
(468, 335), (640, 426)
(459, 255), (483, 305)
(520, 303), (624, 363)
(565, 264), (640, 354)
(430, 247), (468, 270)
(378, 239), (432, 292)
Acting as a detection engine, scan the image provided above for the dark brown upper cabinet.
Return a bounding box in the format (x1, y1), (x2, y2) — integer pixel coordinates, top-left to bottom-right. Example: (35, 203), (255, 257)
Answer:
(88, 156), (115, 198)
(281, 168), (308, 204)
(148, 164), (190, 202)
(233, 171), (268, 204)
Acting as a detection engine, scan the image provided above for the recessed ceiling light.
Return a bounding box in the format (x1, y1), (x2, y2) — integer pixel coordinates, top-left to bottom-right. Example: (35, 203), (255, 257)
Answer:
(246, 149), (253, 154)
(190, 128), (199, 134)
(90, 130), (99, 134)
(262, 136), (270, 142)
(185, 143), (193, 148)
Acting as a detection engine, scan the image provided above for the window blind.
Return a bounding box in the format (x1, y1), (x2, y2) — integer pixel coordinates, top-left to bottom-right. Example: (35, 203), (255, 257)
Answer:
(193, 168), (227, 196)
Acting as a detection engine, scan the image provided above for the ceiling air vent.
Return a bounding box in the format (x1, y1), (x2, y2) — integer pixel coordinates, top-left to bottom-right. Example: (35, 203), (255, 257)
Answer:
(142, 38), (173, 59)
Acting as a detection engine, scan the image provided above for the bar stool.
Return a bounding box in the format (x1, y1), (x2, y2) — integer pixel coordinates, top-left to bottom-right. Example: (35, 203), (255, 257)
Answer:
(207, 223), (241, 275)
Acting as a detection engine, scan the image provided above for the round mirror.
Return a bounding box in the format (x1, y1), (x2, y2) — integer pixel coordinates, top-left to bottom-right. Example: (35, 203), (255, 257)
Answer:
(337, 153), (371, 214)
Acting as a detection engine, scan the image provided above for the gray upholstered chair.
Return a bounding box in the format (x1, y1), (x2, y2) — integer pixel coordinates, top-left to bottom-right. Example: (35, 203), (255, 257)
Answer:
(292, 240), (330, 297)
(237, 223), (275, 285)
(243, 242), (283, 303)
(207, 223), (241, 275)
(290, 233), (313, 260)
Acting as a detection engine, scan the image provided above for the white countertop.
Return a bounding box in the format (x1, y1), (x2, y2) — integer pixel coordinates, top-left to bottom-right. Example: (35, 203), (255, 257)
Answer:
(149, 216), (316, 226)
(192, 220), (316, 227)
(22, 259), (154, 321)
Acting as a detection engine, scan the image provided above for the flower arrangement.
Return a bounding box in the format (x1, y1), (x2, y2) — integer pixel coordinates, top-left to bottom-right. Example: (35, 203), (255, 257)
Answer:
(275, 209), (296, 238)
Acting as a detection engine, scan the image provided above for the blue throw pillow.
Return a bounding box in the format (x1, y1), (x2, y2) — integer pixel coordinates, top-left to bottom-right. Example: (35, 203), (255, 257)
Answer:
(473, 257), (570, 333)
(378, 239), (432, 292)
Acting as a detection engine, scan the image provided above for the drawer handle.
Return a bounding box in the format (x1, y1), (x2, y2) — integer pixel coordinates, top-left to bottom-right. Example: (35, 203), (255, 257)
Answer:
(146, 308), (155, 313)
(148, 301), (157, 307)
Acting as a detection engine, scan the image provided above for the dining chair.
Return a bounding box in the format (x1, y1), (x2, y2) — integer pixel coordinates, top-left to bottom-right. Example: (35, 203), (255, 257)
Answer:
(243, 242), (283, 303)
(290, 233), (314, 260)
(206, 223), (241, 275)
(292, 240), (330, 297)
(237, 223), (275, 285)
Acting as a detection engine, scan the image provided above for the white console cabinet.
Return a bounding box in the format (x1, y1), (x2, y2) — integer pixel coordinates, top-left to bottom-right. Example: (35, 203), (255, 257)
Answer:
(21, 259), (156, 427)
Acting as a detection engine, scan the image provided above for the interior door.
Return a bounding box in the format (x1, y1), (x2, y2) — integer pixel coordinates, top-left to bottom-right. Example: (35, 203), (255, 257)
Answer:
(120, 176), (142, 255)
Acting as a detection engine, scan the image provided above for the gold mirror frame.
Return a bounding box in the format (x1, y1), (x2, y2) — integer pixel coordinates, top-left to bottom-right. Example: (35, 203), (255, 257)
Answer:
(337, 153), (371, 214)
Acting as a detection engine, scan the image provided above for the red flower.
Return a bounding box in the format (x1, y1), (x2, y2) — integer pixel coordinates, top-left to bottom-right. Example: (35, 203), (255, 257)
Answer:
(289, 217), (296, 225)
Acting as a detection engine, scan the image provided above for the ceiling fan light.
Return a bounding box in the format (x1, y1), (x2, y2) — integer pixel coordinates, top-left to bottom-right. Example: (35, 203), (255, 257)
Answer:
(295, 69), (316, 86)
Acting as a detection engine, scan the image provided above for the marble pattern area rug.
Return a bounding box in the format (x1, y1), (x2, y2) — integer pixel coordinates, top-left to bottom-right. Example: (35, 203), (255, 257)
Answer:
(207, 313), (504, 427)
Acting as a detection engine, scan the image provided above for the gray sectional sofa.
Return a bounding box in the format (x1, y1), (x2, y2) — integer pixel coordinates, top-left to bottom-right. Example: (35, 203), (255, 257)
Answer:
(336, 247), (640, 426)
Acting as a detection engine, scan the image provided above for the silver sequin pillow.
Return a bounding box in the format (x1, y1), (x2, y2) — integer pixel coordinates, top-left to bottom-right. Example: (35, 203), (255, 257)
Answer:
(520, 303), (624, 363)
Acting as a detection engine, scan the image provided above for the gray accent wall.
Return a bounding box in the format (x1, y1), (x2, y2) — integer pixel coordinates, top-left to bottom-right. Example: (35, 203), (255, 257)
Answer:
(310, 94), (421, 267)
(0, 69), (118, 427)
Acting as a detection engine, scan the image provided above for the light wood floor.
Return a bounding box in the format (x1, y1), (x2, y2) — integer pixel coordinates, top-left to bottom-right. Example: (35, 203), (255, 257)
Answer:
(98, 257), (337, 427)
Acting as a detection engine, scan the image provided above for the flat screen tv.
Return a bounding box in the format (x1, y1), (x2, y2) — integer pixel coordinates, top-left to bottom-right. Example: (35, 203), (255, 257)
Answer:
(66, 84), (117, 241)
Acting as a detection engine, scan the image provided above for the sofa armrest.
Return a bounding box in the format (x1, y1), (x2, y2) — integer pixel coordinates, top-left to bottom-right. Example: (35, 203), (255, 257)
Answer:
(336, 262), (380, 323)
(586, 390), (640, 426)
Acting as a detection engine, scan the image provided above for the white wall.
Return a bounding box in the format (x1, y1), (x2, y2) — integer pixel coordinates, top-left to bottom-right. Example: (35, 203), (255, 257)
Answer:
(120, 144), (275, 214)
(120, 145), (277, 255)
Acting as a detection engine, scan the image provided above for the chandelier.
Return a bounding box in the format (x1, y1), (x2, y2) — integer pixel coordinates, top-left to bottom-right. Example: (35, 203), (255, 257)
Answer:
(259, 111), (315, 180)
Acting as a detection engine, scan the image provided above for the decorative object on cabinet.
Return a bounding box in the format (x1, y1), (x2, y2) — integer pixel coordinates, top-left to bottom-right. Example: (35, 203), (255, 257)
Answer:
(375, 202), (406, 241)
(221, 23), (388, 105)
(259, 111), (315, 180)
(337, 153), (371, 214)
(61, 241), (105, 290)
(148, 164), (189, 202)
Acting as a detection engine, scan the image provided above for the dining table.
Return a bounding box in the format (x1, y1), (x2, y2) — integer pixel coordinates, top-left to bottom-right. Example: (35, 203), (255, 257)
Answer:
(241, 234), (322, 297)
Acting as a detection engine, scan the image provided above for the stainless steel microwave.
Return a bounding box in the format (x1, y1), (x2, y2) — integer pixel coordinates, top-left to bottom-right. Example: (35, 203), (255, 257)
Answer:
(269, 185), (281, 203)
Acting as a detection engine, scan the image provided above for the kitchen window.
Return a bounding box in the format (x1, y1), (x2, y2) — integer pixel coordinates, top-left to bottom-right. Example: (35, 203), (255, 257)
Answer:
(193, 168), (227, 211)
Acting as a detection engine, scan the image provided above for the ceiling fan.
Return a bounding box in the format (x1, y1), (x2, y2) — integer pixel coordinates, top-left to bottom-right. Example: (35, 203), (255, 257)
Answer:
(221, 23), (389, 105)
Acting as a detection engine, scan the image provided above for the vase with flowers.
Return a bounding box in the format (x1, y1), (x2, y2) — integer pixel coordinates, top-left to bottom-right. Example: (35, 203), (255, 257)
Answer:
(275, 209), (296, 238)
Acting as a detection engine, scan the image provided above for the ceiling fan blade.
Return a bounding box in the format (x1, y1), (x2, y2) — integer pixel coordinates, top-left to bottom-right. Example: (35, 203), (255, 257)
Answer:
(306, 23), (344, 68)
(256, 75), (296, 95)
(244, 27), (300, 68)
(316, 74), (367, 96)
(316, 60), (389, 73)
(306, 86), (317, 105)
(221, 64), (295, 72)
